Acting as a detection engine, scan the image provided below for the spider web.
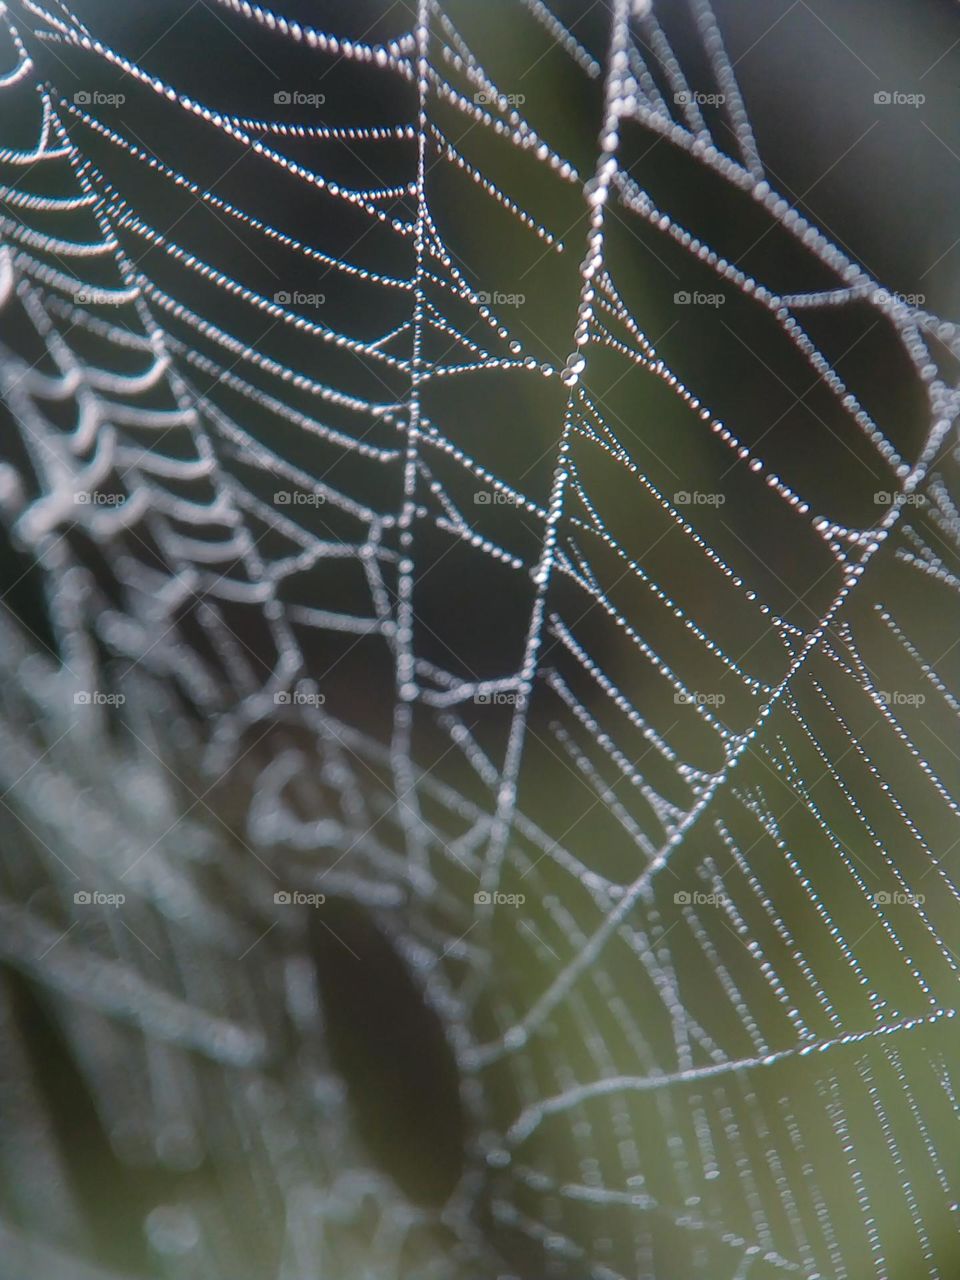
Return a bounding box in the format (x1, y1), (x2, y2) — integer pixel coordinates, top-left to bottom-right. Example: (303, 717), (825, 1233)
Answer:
(0, 0), (959, 1276)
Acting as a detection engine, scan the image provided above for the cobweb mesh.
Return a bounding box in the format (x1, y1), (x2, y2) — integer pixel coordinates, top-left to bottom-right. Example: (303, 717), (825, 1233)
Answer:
(0, 0), (959, 1276)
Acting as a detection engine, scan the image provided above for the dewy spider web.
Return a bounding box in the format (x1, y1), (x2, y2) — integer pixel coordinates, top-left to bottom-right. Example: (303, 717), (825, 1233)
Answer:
(0, 0), (958, 1276)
